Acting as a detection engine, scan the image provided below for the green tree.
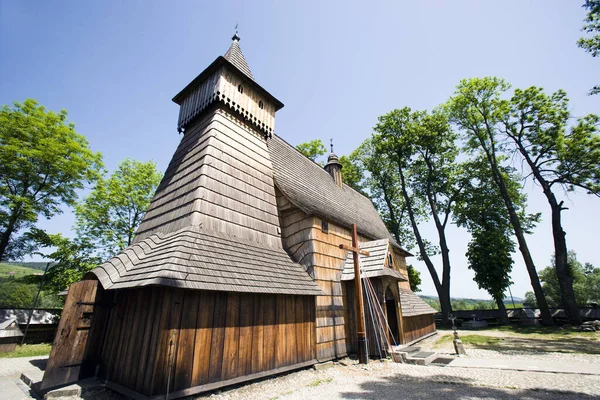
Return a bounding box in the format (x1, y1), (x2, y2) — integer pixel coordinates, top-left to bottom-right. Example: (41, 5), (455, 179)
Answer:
(454, 157), (518, 324)
(578, 1), (600, 95)
(499, 86), (599, 325)
(524, 291), (538, 308)
(539, 251), (599, 307)
(0, 99), (102, 261)
(0, 280), (37, 308)
(75, 159), (162, 257)
(351, 138), (412, 247)
(584, 264), (600, 304)
(446, 77), (553, 326)
(406, 265), (422, 292)
(296, 139), (327, 163)
(339, 154), (364, 193)
(374, 108), (465, 322)
(32, 230), (101, 294)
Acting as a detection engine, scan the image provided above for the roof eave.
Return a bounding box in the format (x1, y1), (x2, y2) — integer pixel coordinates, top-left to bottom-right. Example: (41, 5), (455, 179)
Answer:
(172, 56), (284, 111)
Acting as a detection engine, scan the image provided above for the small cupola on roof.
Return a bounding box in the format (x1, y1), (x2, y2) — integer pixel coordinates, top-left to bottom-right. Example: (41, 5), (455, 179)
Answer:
(172, 32), (284, 137)
(324, 141), (343, 187)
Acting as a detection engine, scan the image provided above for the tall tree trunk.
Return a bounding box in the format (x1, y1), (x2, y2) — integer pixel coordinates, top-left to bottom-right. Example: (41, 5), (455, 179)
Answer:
(426, 191), (453, 325)
(509, 139), (581, 326)
(0, 211), (20, 261)
(550, 202), (581, 325)
(496, 298), (509, 325)
(475, 131), (553, 326)
(396, 163), (452, 321)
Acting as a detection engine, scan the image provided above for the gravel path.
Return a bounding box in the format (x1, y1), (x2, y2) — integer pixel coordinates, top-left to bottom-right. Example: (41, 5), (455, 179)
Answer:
(2, 331), (599, 400)
(0, 356), (47, 378)
(424, 330), (600, 363)
(193, 361), (600, 400)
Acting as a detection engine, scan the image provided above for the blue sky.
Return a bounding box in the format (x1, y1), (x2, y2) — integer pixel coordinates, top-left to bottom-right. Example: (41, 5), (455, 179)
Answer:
(1, 1), (598, 299)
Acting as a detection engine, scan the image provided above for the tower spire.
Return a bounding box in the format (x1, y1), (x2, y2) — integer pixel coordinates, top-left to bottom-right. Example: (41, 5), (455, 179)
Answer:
(232, 22), (240, 41)
(224, 27), (254, 81)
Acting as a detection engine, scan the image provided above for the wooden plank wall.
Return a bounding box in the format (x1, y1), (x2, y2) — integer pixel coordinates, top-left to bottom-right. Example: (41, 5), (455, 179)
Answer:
(402, 314), (436, 343)
(100, 287), (315, 398)
(276, 202), (348, 361)
(41, 279), (113, 390)
(392, 249), (411, 290)
(276, 197), (387, 361)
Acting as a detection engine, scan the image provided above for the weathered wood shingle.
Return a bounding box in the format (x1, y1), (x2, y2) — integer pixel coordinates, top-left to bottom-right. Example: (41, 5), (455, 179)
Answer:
(90, 226), (322, 295)
(399, 287), (438, 317)
(268, 135), (408, 252)
(224, 36), (254, 81)
(339, 239), (407, 281)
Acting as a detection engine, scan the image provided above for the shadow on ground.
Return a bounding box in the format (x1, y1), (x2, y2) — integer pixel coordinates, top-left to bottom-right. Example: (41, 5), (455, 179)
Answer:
(29, 358), (47, 371)
(340, 373), (600, 400)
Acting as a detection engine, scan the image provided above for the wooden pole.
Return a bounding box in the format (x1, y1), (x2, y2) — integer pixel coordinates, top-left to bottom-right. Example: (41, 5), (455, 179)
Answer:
(351, 224), (368, 364)
(21, 262), (51, 346)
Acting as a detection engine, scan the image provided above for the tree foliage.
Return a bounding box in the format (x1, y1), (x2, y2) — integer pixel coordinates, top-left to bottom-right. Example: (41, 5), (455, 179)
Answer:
(454, 157), (515, 311)
(406, 265), (422, 293)
(578, 0), (600, 95)
(296, 139), (327, 163)
(372, 107), (464, 321)
(0, 99), (102, 261)
(539, 251), (600, 306)
(75, 159), (162, 257)
(32, 230), (101, 294)
(498, 84), (599, 324)
(339, 154), (364, 193)
(446, 77), (553, 326)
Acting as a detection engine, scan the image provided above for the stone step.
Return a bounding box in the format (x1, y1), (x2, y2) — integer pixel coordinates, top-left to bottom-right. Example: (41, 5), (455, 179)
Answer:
(405, 351), (438, 366)
(390, 346), (422, 363)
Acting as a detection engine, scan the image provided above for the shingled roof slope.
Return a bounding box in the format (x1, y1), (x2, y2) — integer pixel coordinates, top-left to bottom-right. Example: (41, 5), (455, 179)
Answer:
(340, 239), (407, 281)
(224, 36), (254, 81)
(268, 135), (406, 250)
(399, 287), (438, 316)
(90, 226), (322, 296)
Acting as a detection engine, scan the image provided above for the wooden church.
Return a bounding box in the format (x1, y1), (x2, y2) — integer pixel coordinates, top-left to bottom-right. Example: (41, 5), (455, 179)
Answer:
(41, 33), (437, 399)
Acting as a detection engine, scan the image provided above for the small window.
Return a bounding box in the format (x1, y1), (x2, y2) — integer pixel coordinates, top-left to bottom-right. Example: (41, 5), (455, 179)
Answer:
(388, 252), (394, 268)
(259, 100), (264, 109)
(238, 84), (244, 94)
(321, 220), (329, 233)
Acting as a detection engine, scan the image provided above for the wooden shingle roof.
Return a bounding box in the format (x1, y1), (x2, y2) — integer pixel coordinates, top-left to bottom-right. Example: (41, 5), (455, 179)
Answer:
(399, 288), (438, 317)
(340, 239), (407, 281)
(268, 135), (408, 252)
(224, 35), (254, 81)
(90, 226), (322, 296)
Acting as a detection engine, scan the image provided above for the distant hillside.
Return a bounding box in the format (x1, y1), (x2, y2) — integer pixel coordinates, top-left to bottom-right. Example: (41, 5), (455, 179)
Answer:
(3, 261), (50, 272)
(0, 263), (44, 279)
(418, 295), (524, 311)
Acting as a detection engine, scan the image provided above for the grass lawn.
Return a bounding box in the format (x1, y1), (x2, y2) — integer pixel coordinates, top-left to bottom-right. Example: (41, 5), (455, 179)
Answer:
(0, 343), (52, 358)
(436, 334), (503, 347)
(435, 326), (599, 354)
(494, 325), (600, 340)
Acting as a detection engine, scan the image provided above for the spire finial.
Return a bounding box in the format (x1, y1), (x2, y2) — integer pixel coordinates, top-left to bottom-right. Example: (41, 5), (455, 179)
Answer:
(232, 22), (240, 41)
(330, 138), (334, 153)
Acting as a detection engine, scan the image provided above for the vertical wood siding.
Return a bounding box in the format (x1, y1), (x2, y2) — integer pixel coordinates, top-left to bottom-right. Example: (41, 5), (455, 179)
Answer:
(100, 287), (315, 398)
(275, 194), (389, 362)
(402, 314), (436, 343)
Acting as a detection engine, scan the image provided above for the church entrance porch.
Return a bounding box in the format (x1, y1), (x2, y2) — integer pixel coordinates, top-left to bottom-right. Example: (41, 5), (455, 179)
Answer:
(343, 277), (403, 358)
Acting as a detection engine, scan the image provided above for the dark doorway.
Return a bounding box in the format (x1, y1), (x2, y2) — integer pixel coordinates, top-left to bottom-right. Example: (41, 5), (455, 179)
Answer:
(385, 287), (400, 345)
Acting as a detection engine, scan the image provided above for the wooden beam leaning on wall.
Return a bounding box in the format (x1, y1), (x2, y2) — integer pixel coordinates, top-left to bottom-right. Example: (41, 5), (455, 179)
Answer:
(339, 224), (370, 364)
